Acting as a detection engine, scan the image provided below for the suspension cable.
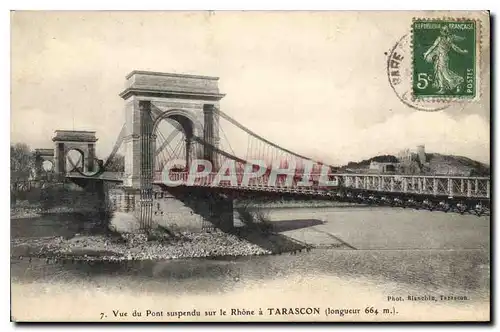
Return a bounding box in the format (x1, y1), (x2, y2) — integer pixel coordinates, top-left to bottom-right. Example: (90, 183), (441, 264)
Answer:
(215, 108), (336, 168)
(191, 135), (248, 164)
(103, 123), (126, 169)
(219, 123), (236, 157)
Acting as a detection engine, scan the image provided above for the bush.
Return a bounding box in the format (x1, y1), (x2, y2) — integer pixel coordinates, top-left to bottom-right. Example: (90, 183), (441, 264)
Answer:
(235, 204), (273, 233)
(37, 183), (104, 212)
(253, 209), (273, 233)
(236, 204), (256, 224)
(39, 185), (70, 211)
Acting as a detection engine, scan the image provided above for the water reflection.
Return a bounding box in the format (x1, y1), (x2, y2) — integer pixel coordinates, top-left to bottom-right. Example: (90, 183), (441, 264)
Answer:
(11, 207), (490, 302)
(11, 212), (105, 239)
(11, 248), (489, 300)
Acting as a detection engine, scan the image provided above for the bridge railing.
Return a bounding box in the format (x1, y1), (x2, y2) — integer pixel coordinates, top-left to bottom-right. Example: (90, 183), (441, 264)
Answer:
(154, 171), (339, 191)
(336, 174), (490, 199)
(153, 171), (490, 199)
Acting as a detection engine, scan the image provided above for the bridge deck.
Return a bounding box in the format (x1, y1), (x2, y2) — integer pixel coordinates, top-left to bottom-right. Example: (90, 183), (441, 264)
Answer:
(66, 171), (491, 200)
(66, 171), (124, 183)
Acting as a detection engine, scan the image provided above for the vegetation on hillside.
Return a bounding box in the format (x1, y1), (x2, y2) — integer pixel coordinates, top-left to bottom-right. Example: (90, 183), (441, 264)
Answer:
(341, 152), (490, 176)
(343, 155), (399, 169)
(425, 153), (490, 176)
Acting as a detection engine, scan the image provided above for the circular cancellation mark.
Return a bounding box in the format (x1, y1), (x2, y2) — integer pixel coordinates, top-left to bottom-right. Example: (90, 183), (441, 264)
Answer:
(386, 34), (451, 112)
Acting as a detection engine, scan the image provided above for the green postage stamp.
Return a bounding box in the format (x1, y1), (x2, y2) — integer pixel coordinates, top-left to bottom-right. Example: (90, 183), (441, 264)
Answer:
(412, 19), (478, 100)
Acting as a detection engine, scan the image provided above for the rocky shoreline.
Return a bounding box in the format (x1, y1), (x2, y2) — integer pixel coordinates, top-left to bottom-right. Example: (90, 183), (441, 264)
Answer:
(10, 202), (350, 262)
(11, 228), (313, 262)
(10, 205), (98, 220)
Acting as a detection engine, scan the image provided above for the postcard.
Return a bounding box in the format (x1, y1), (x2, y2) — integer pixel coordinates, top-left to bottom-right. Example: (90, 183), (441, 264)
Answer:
(10, 10), (490, 322)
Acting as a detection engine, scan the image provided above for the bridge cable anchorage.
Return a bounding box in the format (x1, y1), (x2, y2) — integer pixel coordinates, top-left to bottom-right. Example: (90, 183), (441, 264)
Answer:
(149, 104), (167, 123)
(214, 108), (337, 169)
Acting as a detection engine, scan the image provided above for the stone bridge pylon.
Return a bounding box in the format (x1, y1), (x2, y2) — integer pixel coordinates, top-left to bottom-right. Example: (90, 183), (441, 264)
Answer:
(52, 130), (98, 176)
(34, 148), (55, 180)
(34, 130), (99, 181)
(119, 70), (225, 189)
(110, 71), (234, 231)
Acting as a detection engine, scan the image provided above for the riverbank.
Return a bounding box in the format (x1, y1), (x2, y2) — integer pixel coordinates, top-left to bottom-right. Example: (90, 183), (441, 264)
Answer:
(10, 199), (359, 262)
(9, 200), (374, 262)
(10, 200), (367, 220)
(10, 202), (98, 220)
(10, 204), (351, 261)
(11, 205), (490, 323)
(11, 226), (328, 261)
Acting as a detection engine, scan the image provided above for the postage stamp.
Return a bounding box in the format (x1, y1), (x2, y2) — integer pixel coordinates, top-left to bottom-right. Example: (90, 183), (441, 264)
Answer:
(387, 34), (452, 112)
(412, 19), (478, 100)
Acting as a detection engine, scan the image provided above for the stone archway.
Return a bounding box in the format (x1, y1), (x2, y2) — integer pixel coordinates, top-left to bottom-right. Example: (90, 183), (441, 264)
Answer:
(120, 71), (225, 189)
(113, 70), (236, 231)
(52, 130), (98, 177)
(152, 109), (204, 173)
(34, 148), (55, 180)
(65, 147), (86, 172)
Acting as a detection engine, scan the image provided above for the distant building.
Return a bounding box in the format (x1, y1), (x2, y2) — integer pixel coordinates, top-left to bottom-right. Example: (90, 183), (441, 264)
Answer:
(397, 148), (412, 164)
(398, 145), (427, 164)
(396, 145), (429, 174)
(368, 161), (398, 173)
(346, 145), (433, 175)
(417, 145), (427, 164)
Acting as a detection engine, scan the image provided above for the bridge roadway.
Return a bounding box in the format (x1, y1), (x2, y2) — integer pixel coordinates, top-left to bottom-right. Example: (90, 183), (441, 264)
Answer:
(65, 171), (491, 203)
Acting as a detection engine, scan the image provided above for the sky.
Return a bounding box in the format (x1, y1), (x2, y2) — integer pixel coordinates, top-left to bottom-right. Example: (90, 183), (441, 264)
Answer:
(10, 11), (491, 165)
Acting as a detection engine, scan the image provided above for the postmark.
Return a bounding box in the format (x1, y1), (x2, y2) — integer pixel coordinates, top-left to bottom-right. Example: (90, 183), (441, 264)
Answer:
(387, 34), (451, 112)
(412, 19), (478, 100)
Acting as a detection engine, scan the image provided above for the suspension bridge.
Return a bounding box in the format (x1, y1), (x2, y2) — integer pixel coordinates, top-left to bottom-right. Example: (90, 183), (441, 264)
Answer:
(34, 71), (491, 231)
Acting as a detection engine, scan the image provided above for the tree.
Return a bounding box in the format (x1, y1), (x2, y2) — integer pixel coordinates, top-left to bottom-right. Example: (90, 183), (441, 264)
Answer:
(11, 143), (34, 190)
(106, 154), (125, 172)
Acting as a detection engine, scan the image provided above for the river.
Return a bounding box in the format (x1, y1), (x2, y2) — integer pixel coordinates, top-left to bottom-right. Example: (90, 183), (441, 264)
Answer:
(11, 206), (490, 322)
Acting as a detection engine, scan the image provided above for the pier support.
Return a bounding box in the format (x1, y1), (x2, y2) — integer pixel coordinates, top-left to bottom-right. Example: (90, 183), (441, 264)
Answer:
(108, 188), (235, 232)
(118, 70), (230, 231)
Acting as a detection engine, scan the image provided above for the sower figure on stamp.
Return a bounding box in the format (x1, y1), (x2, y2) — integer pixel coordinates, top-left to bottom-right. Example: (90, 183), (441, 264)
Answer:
(423, 25), (468, 94)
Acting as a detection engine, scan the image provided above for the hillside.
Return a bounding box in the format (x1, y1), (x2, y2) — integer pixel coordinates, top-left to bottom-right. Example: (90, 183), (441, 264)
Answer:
(340, 153), (490, 176)
(343, 155), (399, 169)
(425, 153), (490, 176)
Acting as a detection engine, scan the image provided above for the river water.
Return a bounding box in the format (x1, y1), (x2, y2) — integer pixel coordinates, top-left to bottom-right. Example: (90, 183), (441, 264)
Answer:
(11, 206), (490, 322)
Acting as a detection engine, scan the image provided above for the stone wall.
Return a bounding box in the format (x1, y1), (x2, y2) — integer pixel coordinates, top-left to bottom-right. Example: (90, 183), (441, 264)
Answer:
(108, 187), (235, 232)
